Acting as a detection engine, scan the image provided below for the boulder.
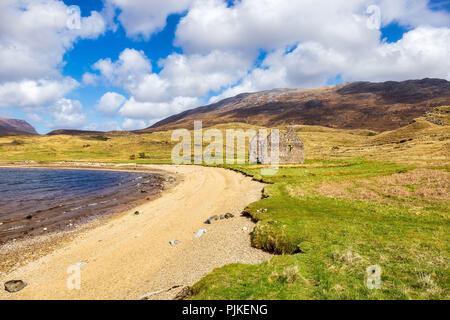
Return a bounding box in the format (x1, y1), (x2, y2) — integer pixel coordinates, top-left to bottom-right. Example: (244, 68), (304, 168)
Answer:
(4, 280), (27, 293)
(224, 213), (235, 219)
(204, 215), (219, 224)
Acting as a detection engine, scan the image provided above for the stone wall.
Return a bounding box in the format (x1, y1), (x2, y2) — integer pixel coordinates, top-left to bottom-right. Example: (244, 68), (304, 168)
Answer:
(249, 128), (305, 164)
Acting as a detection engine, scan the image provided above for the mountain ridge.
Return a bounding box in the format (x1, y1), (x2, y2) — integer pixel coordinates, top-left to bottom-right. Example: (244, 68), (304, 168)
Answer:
(142, 78), (450, 133)
(0, 117), (38, 135)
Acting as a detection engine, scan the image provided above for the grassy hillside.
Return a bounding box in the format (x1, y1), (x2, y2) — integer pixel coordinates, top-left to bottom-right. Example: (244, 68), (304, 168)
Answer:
(0, 107), (448, 166)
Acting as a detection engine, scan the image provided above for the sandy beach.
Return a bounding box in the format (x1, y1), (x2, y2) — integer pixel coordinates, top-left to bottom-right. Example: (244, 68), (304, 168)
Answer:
(0, 164), (272, 300)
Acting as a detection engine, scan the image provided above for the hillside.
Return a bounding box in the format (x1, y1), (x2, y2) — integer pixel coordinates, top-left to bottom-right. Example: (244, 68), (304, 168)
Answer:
(143, 78), (450, 133)
(0, 106), (448, 166)
(0, 117), (37, 135)
(47, 129), (105, 136)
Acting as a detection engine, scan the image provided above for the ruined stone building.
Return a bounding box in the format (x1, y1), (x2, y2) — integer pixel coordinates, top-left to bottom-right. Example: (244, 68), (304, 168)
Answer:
(249, 127), (305, 164)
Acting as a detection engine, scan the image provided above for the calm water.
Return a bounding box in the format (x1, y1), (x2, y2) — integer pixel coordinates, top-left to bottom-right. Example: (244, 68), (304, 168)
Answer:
(0, 168), (167, 243)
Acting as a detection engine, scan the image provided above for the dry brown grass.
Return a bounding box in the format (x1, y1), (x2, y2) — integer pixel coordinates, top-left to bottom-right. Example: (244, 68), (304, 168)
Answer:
(285, 106), (450, 166)
(247, 163), (351, 169)
(303, 169), (450, 203)
(373, 168), (450, 200)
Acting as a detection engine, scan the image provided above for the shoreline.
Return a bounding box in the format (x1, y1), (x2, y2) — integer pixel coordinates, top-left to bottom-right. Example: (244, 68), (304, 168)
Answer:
(0, 163), (180, 274)
(0, 164), (272, 300)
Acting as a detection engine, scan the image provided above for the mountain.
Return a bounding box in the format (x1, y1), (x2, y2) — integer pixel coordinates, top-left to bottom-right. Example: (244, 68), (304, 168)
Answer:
(142, 78), (450, 133)
(0, 117), (38, 135)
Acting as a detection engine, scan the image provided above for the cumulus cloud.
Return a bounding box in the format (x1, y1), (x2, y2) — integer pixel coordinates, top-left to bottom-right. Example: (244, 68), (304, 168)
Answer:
(90, 48), (252, 120)
(175, 0), (450, 54)
(344, 26), (450, 81)
(0, 0), (106, 128)
(119, 96), (199, 120)
(175, 0), (378, 53)
(96, 92), (127, 116)
(0, 78), (78, 109)
(377, 0), (450, 27)
(0, 0), (106, 82)
(106, 0), (193, 39)
(121, 118), (152, 131)
(158, 51), (254, 97)
(92, 48), (252, 100)
(92, 49), (152, 88)
(82, 73), (99, 86)
(84, 121), (122, 132)
(48, 98), (87, 129)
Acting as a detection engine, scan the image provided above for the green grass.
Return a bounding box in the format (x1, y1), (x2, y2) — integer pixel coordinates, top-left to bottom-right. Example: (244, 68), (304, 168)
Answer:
(191, 160), (449, 300)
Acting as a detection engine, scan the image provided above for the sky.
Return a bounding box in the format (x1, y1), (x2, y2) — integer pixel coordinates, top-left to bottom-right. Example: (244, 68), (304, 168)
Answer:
(0, 0), (449, 134)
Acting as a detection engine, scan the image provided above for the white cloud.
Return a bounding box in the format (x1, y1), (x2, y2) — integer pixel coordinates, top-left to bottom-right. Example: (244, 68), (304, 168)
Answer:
(175, 0), (450, 54)
(90, 48), (251, 120)
(377, 0), (450, 27)
(27, 113), (42, 123)
(121, 118), (151, 131)
(0, 0), (106, 82)
(93, 48), (254, 98)
(84, 121), (122, 132)
(343, 26), (450, 81)
(158, 50), (254, 97)
(96, 92), (127, 116)
(129, 73), (171, 102)
(106, 0), (193, 39)
(119, 96), (199, 120)
(82, 73), (99, 85)
(0, 0), (106, 132)
(175, 0), (376, 54)
(48, 98), (86, 129)
(0, 78), (78, 109)
(93, 48), (152, 88)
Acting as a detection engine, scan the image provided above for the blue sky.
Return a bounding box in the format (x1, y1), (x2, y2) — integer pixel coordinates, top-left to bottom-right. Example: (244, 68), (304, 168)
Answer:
(1, 0), (449, 133)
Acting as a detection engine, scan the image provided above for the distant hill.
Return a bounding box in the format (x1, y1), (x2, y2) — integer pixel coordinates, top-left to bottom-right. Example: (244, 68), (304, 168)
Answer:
(0, 117), (37, 135)
(142, 78), (450, 133)
(47, 129), (105, 136)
